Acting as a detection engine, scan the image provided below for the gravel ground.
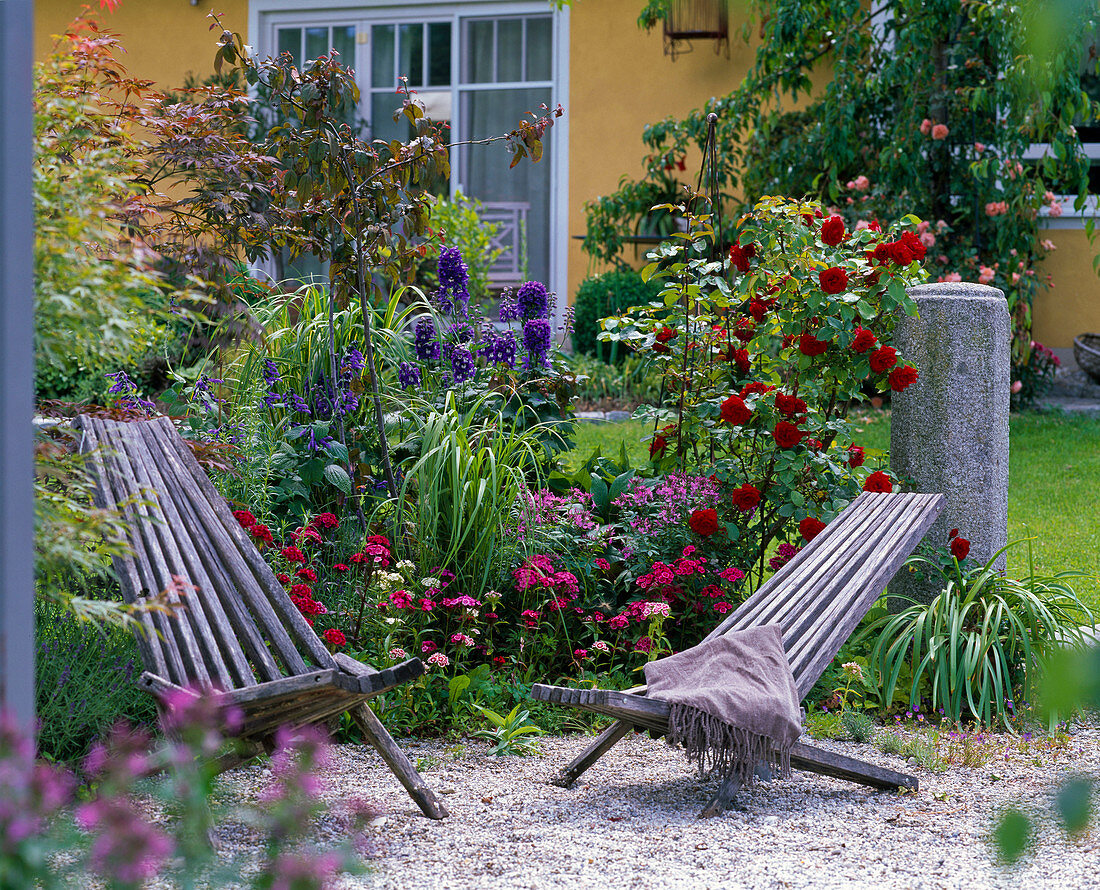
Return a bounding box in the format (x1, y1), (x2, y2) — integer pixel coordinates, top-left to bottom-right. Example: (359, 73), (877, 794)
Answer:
(216, 722), (1100, 890)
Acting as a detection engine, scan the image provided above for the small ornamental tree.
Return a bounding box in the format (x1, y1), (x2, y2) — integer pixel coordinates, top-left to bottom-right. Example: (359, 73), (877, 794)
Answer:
(602, 197), (927, 581)
(593, 0), (1100, 376)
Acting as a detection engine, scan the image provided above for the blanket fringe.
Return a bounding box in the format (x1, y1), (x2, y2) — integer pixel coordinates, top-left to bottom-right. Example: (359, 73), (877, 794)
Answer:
(666, 702), (793, 787)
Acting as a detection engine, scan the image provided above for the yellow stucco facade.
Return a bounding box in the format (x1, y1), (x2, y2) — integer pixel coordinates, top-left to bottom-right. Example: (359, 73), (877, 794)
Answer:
(1035, 226), (1100, 348)
(35, 2), (248, 89)
(33, 1), (1100, 348)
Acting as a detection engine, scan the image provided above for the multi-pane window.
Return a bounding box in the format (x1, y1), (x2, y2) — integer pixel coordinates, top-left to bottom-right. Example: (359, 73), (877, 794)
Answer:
(259, 6), (560, 291)
(275, 25), (356, 69)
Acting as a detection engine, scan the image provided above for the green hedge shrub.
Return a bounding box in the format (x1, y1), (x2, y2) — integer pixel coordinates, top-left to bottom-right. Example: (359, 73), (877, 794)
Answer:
(572, 270), (659, 361)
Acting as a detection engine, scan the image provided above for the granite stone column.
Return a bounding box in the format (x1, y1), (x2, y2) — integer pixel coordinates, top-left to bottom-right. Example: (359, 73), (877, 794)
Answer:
(889, 282), (1011, 607)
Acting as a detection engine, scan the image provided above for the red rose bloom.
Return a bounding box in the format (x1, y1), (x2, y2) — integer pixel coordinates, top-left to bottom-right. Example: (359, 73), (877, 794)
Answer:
(747, 299), (768, 322)
(862, 471), (893, 493)
(740, 381), (773, 397)
(869, 346), (898, 373)
(950, 536), (971, 560)
(734, 319), (755, 343)
(888, 365), (919, 392)
(798, 333), (829, 357)
(819, 267), (849, 294)
(720, 394), (752, 425)
(772, 421), (804, 450)
(649, 435), (668, 458)
(731, 484), (762, 512)
(847, 445), (866, 467)
(775, 392), (808, 417)
(233, 509), (257, 529)
(850, 327), (878, 353)
(654, 326), (676, 354)
(689, 508), (719, 537)
(799, 517), (827, 542)
(728, 244), (751, 273)
(733, 348), (751, 374)
(820, 215), (846, 246)
(322, 628), (347, 648)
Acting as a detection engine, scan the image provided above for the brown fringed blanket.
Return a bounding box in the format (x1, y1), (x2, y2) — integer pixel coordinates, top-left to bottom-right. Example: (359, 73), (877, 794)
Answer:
(643, 625), (802, 787)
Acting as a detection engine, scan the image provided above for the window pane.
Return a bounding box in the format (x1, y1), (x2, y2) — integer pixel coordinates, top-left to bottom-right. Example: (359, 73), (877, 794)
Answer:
(277, 28), (300, 65)
(332, 25), (356, 68)
(465, 20), (494, 83)
(428, 22), (452, 86)
(372, 24), (395, 88)
(399, 23), (424, 87)
(526, 17), (552, 81)
(497, 19), (523, 82)
(305, 27), (328, 62)
(371, 93), (410, 144)
(460, 87), (553, 285)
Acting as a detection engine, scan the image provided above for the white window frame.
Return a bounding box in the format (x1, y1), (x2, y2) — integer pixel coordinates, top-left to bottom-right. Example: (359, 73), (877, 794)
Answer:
(248, 0), (570, 318)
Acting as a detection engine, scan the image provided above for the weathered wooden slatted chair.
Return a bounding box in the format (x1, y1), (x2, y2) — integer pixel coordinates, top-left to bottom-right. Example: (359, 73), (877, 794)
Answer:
(75, 415), (448, 819)
(532, 491), (945, 815)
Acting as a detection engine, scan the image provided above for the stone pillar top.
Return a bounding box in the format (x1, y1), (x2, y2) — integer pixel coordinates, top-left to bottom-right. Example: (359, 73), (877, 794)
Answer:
(906, 282), (1006, 302)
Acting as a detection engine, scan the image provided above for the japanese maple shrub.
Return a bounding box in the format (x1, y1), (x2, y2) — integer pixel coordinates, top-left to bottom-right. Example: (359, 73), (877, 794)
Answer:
(602, 197), (928, 581)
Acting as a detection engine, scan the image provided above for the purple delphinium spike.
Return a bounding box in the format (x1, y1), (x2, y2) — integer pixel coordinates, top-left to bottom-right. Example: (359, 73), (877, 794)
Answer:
(516, 280), (549, 321)
(414, 317), (441, 362)
(522, 318), (552, 370)
(450, 347), (476, 384)
(397, 362), (422, 390)
(435, 247), (470, 317)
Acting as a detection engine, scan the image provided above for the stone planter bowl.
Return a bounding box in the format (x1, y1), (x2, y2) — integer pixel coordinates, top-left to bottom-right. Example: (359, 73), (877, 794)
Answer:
(1074, 333), (1100, 384)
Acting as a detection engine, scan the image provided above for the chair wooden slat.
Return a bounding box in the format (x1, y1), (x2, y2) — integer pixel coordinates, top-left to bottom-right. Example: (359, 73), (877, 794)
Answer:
(147, 419), (336, 671)
(112, 421), (240, 690)
(76, 420), (172, 680)
(91, 418), (210, 687)
(134, 422), (282, 684)
(140, 419), (314, 676)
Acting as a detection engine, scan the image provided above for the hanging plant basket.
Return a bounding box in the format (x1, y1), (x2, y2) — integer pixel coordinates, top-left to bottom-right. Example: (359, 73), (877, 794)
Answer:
(663, 0), (729, 59)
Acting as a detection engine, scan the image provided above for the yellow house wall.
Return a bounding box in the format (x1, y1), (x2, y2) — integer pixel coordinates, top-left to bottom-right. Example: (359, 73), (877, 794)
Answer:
(34, 1), (248, 89)
(31, 1), (1100, 346)
(1034, 228), (1100, 348)
(566, 0), (757, 300)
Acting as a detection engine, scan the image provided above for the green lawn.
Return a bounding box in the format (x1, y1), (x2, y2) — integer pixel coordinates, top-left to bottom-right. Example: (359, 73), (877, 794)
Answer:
(568, 410), (1100, 610)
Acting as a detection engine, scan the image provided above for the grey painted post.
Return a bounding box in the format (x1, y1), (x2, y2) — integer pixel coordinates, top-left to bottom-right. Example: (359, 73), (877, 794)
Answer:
(0, 0), (36, 726)
(889, 282), (1011, 607)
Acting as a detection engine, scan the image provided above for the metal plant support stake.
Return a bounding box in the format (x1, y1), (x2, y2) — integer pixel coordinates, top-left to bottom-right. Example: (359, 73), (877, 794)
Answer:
(0, 0), (37, 728)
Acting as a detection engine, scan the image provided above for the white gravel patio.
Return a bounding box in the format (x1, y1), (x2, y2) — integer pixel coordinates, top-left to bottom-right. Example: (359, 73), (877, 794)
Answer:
(216, 721), (1100, 890)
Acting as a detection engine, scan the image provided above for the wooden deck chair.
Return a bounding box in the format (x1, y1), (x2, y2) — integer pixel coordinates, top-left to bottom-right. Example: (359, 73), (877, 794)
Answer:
(75, 415), (448, 820)
(532, 491), (945, 816)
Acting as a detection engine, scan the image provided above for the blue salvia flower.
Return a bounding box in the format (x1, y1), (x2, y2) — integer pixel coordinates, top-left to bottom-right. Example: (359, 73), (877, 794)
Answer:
(288, 394), (312, 415)
(343, 347), (366, 373)
(262, 359), (281, 386)
(337, 389), (359, 415)
(105, 371), (156, 416)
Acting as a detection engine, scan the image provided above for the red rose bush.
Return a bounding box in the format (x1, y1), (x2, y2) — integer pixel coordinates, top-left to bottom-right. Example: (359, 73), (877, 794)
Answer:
(601, 197), (927, 578)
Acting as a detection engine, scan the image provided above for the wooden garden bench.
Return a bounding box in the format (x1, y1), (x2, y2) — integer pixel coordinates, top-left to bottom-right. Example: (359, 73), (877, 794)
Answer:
(531, 490), (945, 815)
(75, 415), (448, 819)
